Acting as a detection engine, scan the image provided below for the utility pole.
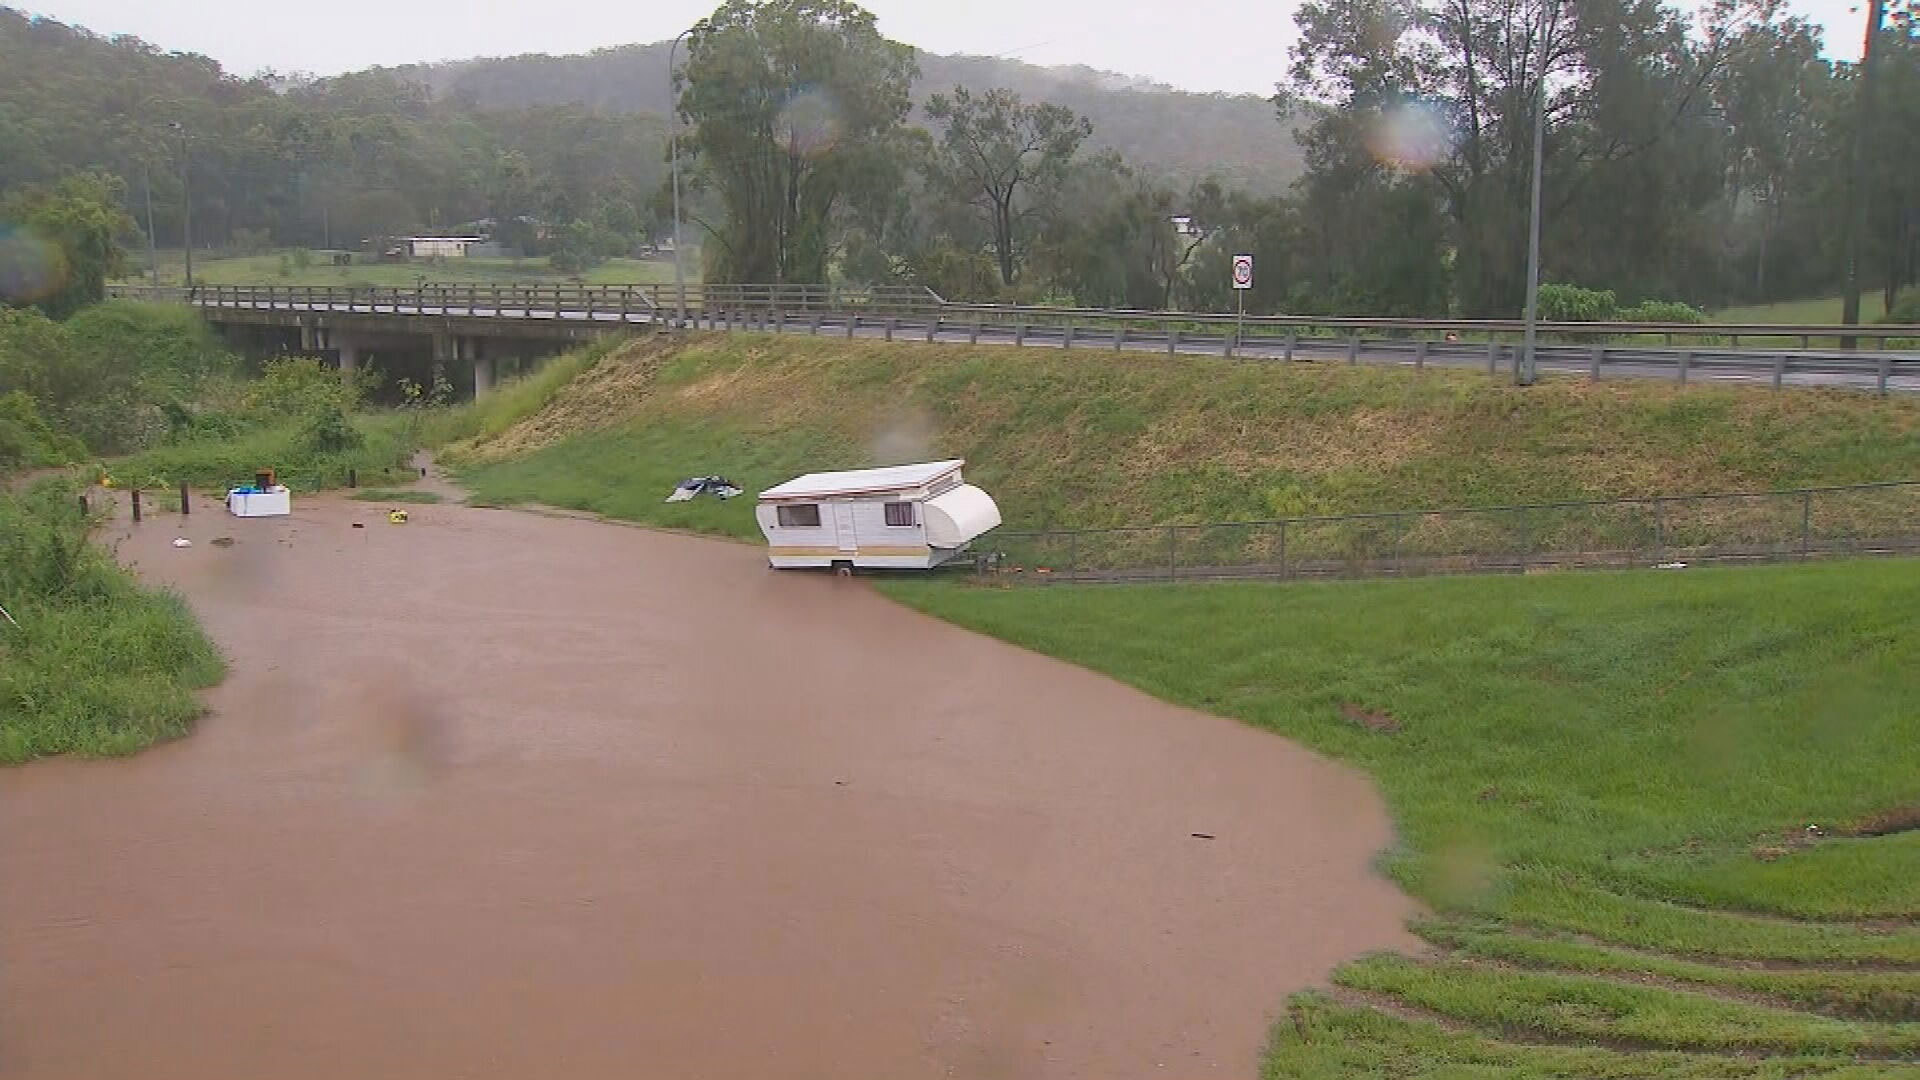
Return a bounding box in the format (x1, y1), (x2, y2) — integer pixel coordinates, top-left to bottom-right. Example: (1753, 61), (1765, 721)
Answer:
(170, 121), (194, 289)
(1840, 0), (1888, 347)
(1519, 0), (1555, 386)
(669, 28), (693, 329)
(142, 162), (158, 284)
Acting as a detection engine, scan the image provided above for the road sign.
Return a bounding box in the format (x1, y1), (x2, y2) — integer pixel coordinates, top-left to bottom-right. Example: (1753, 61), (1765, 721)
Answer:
(1232, 254), (1254, 290)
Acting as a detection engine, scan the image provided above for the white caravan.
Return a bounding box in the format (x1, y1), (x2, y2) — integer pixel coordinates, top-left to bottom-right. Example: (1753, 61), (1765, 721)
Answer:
(756, 459), (1002, 571)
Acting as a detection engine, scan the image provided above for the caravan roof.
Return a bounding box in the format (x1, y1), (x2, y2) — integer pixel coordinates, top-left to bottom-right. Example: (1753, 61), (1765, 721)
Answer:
(759, 460), (964, 501)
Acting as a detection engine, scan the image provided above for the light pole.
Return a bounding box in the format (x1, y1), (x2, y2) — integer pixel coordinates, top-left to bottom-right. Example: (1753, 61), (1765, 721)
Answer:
(169, 121), (194, 289)
(668, 28), (693, 328)
(1518, 0), (1556, 386)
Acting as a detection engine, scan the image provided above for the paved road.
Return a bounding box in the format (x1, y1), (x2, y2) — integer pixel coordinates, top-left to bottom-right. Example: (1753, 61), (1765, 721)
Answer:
(199, 298), (1920, 393)
(1, 494), (1416, 1080)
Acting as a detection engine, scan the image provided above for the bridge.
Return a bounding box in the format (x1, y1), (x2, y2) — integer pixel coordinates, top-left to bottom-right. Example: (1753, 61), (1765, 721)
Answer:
(111, 283), (1920, 396)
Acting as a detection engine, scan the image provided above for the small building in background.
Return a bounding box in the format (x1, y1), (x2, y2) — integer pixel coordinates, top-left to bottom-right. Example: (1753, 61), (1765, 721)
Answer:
(403, 236), (487, 258)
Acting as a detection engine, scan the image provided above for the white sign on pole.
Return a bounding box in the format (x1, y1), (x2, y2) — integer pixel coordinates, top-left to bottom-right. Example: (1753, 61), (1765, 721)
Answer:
(1231, 254), (1254, 290)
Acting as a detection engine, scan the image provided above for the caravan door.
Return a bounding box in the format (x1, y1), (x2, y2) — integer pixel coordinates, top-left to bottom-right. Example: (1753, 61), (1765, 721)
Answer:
(832, 502), (858, 554)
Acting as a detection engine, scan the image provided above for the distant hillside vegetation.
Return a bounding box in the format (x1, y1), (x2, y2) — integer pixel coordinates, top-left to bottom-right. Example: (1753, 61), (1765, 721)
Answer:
(376, 43), (1302, 193)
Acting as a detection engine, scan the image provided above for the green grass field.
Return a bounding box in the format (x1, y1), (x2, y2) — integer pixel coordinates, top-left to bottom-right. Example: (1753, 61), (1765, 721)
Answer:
(120, 250), (686, 289)
(877, 563), (1920, 1076)
(0, 476), (225, 763)
(1714, 295), (1891, 325)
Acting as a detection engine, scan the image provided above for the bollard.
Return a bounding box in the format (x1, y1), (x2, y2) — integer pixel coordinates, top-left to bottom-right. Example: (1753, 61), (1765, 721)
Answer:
(179, 481), (191, 516)
(1415, 339), (1428, 371)
(1486, 340), (1499, 375)
(1284, 329), (1296, 363)
(1590, 347), (1604, 380)
(1347, 335), (1360, 365)
(1772, 353), (1786, 390)
(131, 488), (142, 523)
(1677, 351), (1691, 385)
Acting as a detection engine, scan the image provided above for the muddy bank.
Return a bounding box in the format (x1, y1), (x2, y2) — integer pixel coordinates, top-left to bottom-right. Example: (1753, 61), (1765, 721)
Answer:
(1, 497), (1415, 1079)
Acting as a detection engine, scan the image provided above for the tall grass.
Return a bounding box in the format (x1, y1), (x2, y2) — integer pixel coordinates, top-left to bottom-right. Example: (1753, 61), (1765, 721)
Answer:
(0, 477), (224, 763)
(416, 339), (614, 450)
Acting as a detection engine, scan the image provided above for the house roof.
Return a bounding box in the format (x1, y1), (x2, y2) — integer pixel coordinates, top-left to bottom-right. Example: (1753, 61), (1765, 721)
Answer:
(759, 460), (964, 500)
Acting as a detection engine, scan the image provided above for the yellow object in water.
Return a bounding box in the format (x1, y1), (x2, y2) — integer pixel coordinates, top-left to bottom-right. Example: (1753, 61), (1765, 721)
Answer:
(388, 509), (409, 524)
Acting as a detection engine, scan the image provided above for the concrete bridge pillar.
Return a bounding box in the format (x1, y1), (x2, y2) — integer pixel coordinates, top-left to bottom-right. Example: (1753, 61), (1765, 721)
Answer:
(336, 333), (361, 383)
(466, 337), (494, 398)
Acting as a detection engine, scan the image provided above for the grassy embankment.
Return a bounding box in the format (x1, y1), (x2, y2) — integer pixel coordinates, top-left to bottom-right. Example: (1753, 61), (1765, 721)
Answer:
(0, 476), (224, 763)
(121, 250), (684, 288)
(436, 333), (1920, 545)
(431, 333), (1920, 1076)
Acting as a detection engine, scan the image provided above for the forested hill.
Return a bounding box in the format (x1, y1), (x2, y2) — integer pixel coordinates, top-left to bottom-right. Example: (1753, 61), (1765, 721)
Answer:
(374, 44), (1302, 193)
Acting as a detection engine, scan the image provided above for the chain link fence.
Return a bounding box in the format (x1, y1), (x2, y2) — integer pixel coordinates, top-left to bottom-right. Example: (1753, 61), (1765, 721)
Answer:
(974, 481), (1920, 585)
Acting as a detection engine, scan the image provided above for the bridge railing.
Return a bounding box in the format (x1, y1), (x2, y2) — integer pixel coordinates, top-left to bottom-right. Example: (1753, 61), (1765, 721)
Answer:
(108, 282), (1917, 350)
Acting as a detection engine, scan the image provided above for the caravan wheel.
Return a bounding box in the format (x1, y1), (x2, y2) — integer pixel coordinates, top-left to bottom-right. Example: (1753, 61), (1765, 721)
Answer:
(832, 560), (854, 577)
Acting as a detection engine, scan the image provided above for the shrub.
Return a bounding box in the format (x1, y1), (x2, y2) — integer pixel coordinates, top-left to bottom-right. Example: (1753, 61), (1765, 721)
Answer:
(1536, 283), (1619, 322)
(0, 390), (84, 472)
(1619, 299), (1707, 324)
(242, 356), (358, 419)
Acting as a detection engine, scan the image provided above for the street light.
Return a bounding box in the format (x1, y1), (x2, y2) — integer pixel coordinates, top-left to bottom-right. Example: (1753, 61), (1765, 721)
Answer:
(668, 28), (693, 328)
(1518, 0), (1557, 387)
(168, 121), (194, 289)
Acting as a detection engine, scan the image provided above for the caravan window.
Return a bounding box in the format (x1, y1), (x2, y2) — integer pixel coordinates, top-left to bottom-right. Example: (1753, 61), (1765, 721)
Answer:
(776, 504), (822, 527)
(884, 502), (916, 527)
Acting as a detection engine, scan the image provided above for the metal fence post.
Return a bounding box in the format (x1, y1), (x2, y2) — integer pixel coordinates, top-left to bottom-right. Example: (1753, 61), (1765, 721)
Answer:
(1590, 347), (1604, 380)
(970, 319), (981, 345)
(1678, 351), (1691, 385)
(1654, 499), (1666, 563)
(1069, 530), (1079, 582)
(1015, 320), (1026, 347)
(1113, 325), (1125, 351)
(1278, 520), (1288, 579)
(885, 317), (896, 342)
(1224, 325), (1234, 359)
(1064, 323), (1076, 350)
(1486, 339), (1499, 376)
(1167, 526), (1177, 582)
(1284, 329), (1296, 363)
(845, 314), (855, 339)
(1878, 353), (1891, 395)
(1167, 326), (1178, 356)
(1800, 490), (1813, 560)
(925, 317), (937, 343)
(1773, 353), (1786, 390)
(1347, 335), (1360, 365)
(1415, 339), (1428, 370)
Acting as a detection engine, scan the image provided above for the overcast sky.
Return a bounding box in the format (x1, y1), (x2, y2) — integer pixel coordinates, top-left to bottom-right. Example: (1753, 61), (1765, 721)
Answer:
(23, 0), (1873, 94)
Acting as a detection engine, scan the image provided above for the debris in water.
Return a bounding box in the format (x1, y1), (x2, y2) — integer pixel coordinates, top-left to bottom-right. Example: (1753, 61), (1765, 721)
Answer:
(211, 536), (236, 547)
(172, 537), (192, 549)
(665, 475), (743, 502)
(351, 523), (365, 529)
(1190, 832), (1216, 840)
(1655, 561), (1688, 570)
(388, 509), (409, 524)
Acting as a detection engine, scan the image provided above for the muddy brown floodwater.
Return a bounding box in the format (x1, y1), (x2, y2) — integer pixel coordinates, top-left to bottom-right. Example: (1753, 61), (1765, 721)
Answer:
(1, 497), (1416, 1079)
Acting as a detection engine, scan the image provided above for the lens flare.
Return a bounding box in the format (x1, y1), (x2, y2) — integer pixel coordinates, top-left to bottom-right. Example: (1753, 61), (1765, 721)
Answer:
(0, 224), (69, 305)
(1367, 101), (1452, 171)
(775, 87), (844, 159)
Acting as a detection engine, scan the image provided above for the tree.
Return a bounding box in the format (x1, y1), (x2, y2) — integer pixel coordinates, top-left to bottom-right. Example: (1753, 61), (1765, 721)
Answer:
(924, 86), (1092, 286)
(676, 0), (918, 284)
(1, 172), (135, 318)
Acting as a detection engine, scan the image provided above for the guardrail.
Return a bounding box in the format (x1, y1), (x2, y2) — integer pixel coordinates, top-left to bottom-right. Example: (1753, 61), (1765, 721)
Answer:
(110, 282), (1919, 347)
(109, 282), (1920, 391)
(978, 480), (1920, 585)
